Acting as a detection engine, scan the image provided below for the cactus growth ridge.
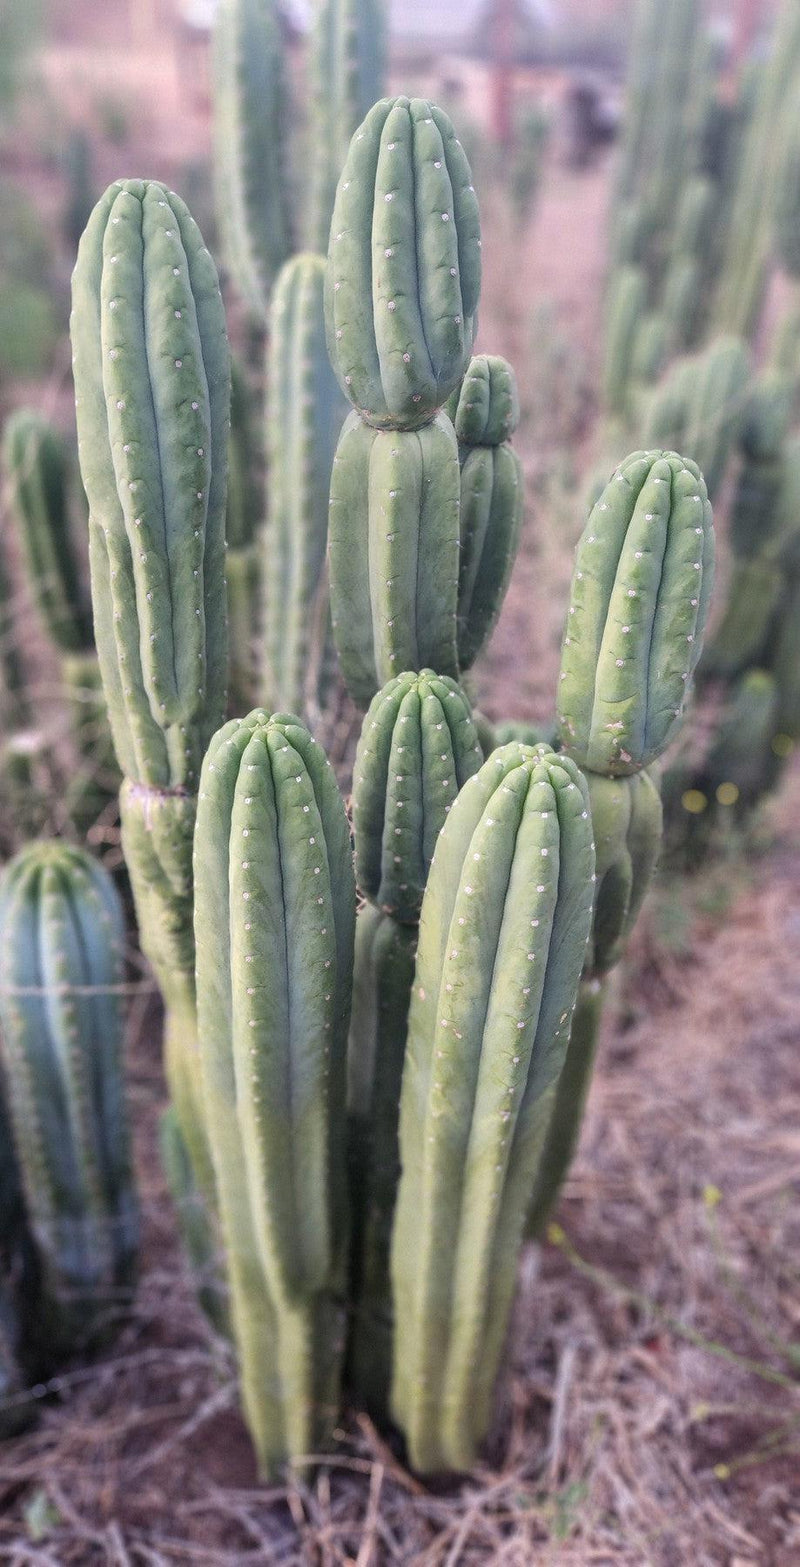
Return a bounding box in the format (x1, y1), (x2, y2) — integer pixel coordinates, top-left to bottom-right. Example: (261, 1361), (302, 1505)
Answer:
(453, 355), (524, 671)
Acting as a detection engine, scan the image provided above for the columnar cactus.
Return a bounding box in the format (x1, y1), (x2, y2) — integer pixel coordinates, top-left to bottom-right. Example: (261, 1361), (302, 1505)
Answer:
(328, 411), (461, 706)
(451, 355), (524, 670)
(70, 178), (229, 1205)
(305, 0), (387, 256)
(226, 360), (261, 712)
(0, 842), (138, 1356)
(194, 709), (356, 1473)
(390, 743), (595, 1473)
(263, 254), (348, 714)
(602, 265), (647, 419)
(352, 671), (482, 922)
(558, 450), (714, 775)
(681, 336), (750, 501)
(212, 0), (293, 317)
(325, 96), (481, 428)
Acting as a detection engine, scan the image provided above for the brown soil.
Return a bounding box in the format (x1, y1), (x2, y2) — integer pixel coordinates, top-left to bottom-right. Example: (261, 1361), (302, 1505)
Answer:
(0, 11), (798, 1564)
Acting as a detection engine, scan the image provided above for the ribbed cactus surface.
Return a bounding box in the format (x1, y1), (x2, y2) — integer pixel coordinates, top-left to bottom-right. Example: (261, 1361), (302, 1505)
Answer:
(212, 0), (292, 316)
(263, 254), (348, 714)
(306, 0), (387, 255)
(71, 177), (230, 791)
(2, 411), (93, 655)
(0, 842), (137, 1352)
(583, 770), (662, 977)
(391, 742), (595, 1473)
(325, 96), (481, 428)
(194, 709), (355, 1472)
(329, 411), (461, 706)
(558, 450), (714, 775)
(453, 354), (524, 670)
(352, 671), (482, 922)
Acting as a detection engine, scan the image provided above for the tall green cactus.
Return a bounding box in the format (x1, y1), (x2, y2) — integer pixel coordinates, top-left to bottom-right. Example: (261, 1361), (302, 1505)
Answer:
(452, 355), (524, 671)
(305, 0), (387, 256)
(194, 709), (356, 1473)
(558, 450), (714, 775)
(226, 360), (261, 712)
(390, 743), (595, 1473)
(70, 177), (229, 1207)
(212, 0), (293, 317)
(0, 842), (137, 1356)
(602, 265), (647, 419)
(263, 254), (348, 714)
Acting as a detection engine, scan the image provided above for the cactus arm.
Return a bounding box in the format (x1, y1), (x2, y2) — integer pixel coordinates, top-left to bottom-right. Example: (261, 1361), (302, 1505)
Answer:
(524, 977), (606, 1240)
(457, 445), (523, 670)
(305, 0), (387, 256)
(558, 450), (714, 775)
(391, 744), (595, 1473)
(2, 412), (93, 654)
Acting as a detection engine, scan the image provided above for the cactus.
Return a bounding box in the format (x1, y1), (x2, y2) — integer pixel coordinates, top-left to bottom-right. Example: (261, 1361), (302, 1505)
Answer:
(452, 355), (524, 670)
(2, 411), (93, 656)
(352, 671), (482, 923)
(629, 312), (668, 386)
(681, 337), (750, 500)
(641, 356), (695, 452)
(305, 0), (387, 256)
(704, 557), (783, 680)
(390, 742), (595, 1473)
(226, 360), (261, 712)
(661, 255), (701, 354)
(263, 254), (348, 714)
(558, 450), (714, 776)
(159, 1107), (229, 1337)
(492, 718), (558, 750)
(0, 842), (137, 1357)
(602, 266), (647, 418)
(325, 96), (481, 429)
(525, 770), (663, 1235)
(212, 0), (293, 317)
(328, 411), (461, 707)
(346, 904), (416, 1415)
(775, 91), (800, 281)
(71, 178), (229, 1215)
(705, 670), (782, 811)
(194, 709), (356, 1474)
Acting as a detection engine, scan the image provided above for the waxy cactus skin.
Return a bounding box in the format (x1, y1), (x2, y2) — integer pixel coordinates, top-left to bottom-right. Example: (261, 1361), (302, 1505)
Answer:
(328, 411), (461, 707)
(391, 743), (595, 1473)
(558, 450), (714, 776)
(306, 0), (387, 255)
(2, 411), (92, 656)
(325, 96), (481, 428)
(194, 709), (356, 1473)
(352, 671), (482, 922)
(0, 843), (138, 1355)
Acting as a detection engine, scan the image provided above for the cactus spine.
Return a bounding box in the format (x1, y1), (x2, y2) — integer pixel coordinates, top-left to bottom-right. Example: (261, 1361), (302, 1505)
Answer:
(212, 0), (293, 317)
(452, 356), (524, 671)
(390, 743), (596, 1473)
(70, 178), (229, 1215)
(263, 254), (348, 714)
(0, 842), (137, 1356)
(194, 710), (356, 1473)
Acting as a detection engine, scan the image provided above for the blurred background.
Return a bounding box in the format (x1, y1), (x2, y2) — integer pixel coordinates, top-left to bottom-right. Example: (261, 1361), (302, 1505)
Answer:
(1, 1), (799, 1561)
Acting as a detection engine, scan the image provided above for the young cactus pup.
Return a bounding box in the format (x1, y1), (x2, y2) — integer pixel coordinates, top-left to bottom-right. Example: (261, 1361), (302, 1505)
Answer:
(0, 842), (138, 1359)
(391, 743), (596, 1474)
(194, 710), (356, 1474)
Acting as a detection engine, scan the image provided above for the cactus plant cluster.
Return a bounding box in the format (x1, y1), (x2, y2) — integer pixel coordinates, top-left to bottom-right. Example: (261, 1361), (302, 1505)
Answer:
(56, 69), (720, 1484)
(0, 841), (137, 1415)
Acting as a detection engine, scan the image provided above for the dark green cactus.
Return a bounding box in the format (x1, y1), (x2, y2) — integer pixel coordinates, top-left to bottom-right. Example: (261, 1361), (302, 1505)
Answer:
(2, 411), (93, 655)
(212, 0), (293, 316)
(226, 360), (261, 712)
(325, 96), (481, 428)
(0, 842), (137, 1356)
(641, 356), (695, 452)
(194, 709), (356, 1474)
(452, 355), (524, 671)
(328, 411), (461, 707)
(263, 254), (348, 714)
(661, 256), (701, 354)
(390, 742), (595, 1473)
(346, 904), (416, 1416)
(681, 337), (750, 501)
(705, 670), (782, 811)
(352, 671), (482, 922)
(705, 556), (783, 680)
(558, 450), (714, 776)
(305, 0), (387, 256)
(629, 312), (667, 385)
